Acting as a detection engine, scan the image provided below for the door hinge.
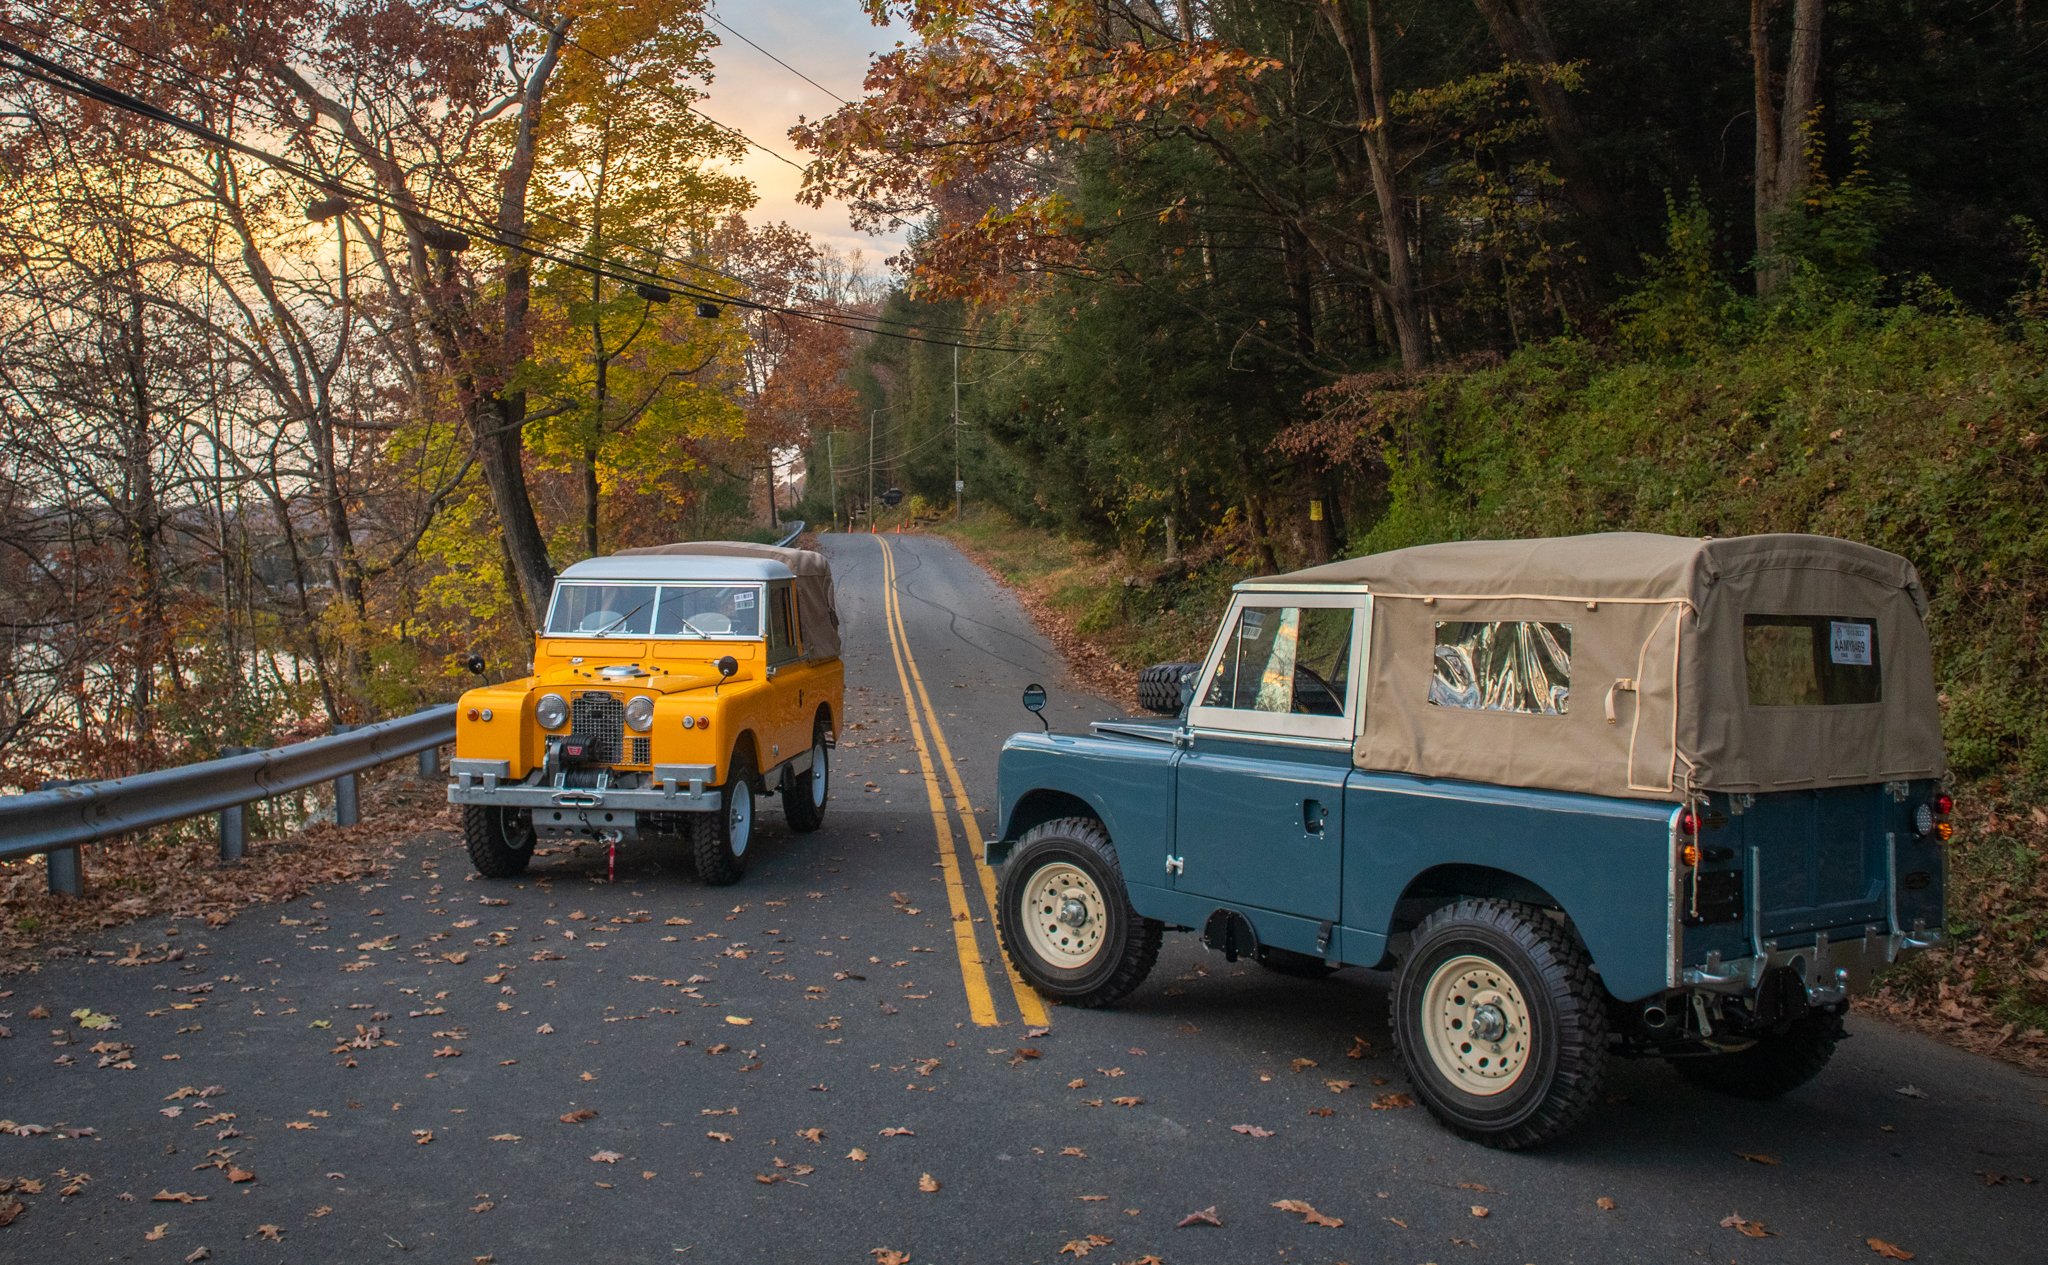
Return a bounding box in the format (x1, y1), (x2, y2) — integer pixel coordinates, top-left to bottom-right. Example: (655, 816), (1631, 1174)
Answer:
(1316, 919), (1334, 954)
(1165, 855), (1184, 876)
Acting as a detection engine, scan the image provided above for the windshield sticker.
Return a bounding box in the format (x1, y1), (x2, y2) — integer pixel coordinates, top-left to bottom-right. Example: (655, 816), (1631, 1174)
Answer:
(1829, 620), (1873, 666)
(732, 591), (756, 609)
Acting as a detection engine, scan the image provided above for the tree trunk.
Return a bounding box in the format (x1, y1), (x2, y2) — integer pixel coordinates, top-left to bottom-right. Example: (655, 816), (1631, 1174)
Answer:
(1752, 0), (1825, 295)
(1322, 0), (1428, 369)
(1471, 0), (1632, 282)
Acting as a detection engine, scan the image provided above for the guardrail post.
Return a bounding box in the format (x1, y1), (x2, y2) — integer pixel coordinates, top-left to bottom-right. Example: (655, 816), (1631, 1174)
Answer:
(415, 706), (443, 779)
(218, 746), (250, 863)
(333, 723), (360, 827)
(39, 779), (83, 896)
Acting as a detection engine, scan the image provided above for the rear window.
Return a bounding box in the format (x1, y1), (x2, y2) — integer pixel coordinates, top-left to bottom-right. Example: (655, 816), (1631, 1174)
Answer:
(1743, 615), (1881, 706)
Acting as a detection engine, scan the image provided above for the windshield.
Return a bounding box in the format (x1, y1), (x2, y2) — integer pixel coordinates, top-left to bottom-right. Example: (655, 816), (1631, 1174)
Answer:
(545, 582), (764, 638)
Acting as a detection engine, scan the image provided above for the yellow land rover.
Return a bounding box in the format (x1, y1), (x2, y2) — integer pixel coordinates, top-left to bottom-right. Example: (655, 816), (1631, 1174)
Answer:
(447, 541), (842, 884)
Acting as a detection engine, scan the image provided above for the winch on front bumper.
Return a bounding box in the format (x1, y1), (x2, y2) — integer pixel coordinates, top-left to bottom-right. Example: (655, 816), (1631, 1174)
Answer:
(447, 758), (720, 842)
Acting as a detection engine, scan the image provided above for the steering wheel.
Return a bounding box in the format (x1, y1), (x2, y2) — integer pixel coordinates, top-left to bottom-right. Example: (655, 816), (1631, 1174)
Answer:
(578, 611), (624, 632)
(1292, 664), (1345, 716)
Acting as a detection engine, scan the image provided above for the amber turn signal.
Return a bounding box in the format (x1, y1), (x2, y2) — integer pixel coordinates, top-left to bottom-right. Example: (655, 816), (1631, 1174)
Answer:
(1935, 821), (1955, 842)
(1681, 843), (1701, 867)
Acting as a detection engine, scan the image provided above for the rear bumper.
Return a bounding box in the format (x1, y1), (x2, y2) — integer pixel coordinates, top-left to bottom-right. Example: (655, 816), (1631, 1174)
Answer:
(1682, 922), (1943, 1008)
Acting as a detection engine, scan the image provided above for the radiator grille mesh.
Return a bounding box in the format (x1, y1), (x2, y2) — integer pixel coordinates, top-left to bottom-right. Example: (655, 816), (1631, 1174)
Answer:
(570, 692), (624, 764)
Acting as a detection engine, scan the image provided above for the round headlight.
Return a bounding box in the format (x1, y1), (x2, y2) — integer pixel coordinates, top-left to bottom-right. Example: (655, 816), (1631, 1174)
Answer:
(1913, 803), (1935, 837)
(534, 693), (568, 729)
(625, 694), (655, 732)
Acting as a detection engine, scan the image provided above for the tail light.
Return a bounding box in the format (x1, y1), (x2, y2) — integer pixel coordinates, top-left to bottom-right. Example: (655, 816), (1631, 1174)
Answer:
(1916, 788), (1956, 842)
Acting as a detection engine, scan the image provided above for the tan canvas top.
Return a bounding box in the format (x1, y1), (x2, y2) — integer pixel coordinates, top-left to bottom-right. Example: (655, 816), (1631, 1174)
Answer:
(1264, 533), (1942, 798)
(614, 541), (840, 660)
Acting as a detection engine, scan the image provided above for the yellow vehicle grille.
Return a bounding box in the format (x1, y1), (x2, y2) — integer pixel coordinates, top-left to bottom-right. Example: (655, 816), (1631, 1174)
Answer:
(570, 691), (625, 764)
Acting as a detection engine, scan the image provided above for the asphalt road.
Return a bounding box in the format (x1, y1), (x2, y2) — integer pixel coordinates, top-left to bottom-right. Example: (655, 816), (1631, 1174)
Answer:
(3, 531), (2044, 1264)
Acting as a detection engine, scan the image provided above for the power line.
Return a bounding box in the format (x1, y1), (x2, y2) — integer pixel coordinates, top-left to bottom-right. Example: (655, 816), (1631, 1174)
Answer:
(0, 4), (1045, 350)
(0, 35), (1042, 355)
(705, 8), (854, 107)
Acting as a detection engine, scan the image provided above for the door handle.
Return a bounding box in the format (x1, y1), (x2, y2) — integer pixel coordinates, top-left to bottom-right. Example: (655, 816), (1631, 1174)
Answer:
(1303, 798), (1327, 835)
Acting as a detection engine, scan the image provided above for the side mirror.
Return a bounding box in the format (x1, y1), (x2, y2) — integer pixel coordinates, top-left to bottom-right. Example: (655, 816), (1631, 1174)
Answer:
(465, 653), (487, 677)
(1022, 683), (1049, 732)
(715, 655), (738, 694)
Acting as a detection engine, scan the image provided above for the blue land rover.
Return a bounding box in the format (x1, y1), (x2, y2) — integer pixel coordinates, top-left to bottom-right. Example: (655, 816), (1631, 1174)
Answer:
(989, 533), (1950, 1148)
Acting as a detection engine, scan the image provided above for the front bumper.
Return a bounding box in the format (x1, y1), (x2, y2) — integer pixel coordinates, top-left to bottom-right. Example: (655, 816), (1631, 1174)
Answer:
(446, 759), (722, 815)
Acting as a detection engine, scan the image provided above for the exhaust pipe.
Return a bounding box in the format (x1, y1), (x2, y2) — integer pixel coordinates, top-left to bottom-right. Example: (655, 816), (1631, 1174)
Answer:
(1639, 1000), (1674, 1033)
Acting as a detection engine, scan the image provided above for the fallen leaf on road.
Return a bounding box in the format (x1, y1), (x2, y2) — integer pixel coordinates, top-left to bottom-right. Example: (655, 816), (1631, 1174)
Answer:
(71, 1008), (118, 1030)
(725, 1016), (753, 1026)
(184, 1249), (209, 1263)
(1324, 1079), (1355, 1094)
(146, 1224), (169, 1241)
(1111, 1096), (1143, 1108)
(590, 1151), (622, 1164)
(879, 1127), (915, 1137)
(1059, 1235), (1113, 1256)
(1735, 1152), (1781, 1166)
(1177, 1206), (1223, 1228)
(797, 1128), (825, 1143)
(1067, 1078), (1087, 1089)
(869, 1251), (908, 1265)
(411, 1130), (433, 1146)
(1230, 1124), (1274, 1138)
(1026, 1026), (1050, 1038)
(1894, 1085), (1928, 1099)
(152, 1191), (209, 1203)
(1720, 1213), (1776, 1238)
(1272, 1199), (1343, 1228)
(0, 1196), (21, 1226)
(536, 1023), (554, 1035)
(847, 1148), (868, 1162)
(1867, 1239), (1915, 1260)
(226, 1167), (255, 1184)
(1347, 1035), (1372, 1058)
(1291, 1058), (1317, 1072)
(918, 1173), (940, 1193)
(490, 1134), (520, 1143)
(706, 1132), (733, 1143)
(1470, 1205), (1489, 1218)
(1061, 1146), (1087, 1158)
(433, 1047), (461, 1059)
(1597, 1196), (1617, 1211)
(255, 1225), (283, 1242)
(560, 1109), (597, 1123)
(1369, 1092), (1415, 1110)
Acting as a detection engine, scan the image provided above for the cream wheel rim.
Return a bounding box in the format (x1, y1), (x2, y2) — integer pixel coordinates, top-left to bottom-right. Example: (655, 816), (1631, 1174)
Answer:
(1020, 861), (1108, 969)
(1420, 953), (1531, 1096)
(809, 741), (829, 808)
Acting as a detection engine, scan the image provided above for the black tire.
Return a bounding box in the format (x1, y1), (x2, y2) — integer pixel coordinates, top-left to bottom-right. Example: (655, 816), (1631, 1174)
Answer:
(1666, 1011), (1842, 1100)
(997, 817), (1164, 1008)
(1258, 947), (1339, 980)
(782, 713), (831, 834)
(1136, 661), (1201, 715)
(463, 804), (534, 878)
(1391, 898), (1608, 1150)
(693, 744), (757, 886)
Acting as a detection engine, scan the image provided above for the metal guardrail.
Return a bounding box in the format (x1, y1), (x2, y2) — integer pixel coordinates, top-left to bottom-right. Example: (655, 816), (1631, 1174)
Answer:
(774, 520), (805, 546)
(0, 706), (455, 896)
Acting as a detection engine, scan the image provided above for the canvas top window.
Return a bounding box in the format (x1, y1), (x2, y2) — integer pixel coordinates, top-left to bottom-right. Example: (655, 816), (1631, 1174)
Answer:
(1743, 614), (1881, 706)
(1191, 598), (1364, 746)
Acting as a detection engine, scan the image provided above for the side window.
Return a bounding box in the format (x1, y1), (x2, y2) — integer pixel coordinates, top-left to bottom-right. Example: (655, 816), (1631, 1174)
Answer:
(767, 582), (798, 665)
(1203, 605), (1354, 716)
(1743, 614), (1880, 705)
(1429, 620), (1572, 715)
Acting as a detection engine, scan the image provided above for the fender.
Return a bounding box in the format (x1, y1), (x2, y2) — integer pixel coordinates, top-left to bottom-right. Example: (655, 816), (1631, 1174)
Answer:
(991, 729), (1179, 896)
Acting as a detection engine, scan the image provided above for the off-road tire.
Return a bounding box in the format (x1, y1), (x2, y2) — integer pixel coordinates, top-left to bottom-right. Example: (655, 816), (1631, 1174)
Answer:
(693, 744), (757, 886)
(782, 713), (830, 834)
(1391, 898), (1608, 1149)
(1258, 947), (1339, 980)
(998, 817), (1164, 1008)
(463, 805), (535, 878)
(1136, 661), (1201, 715)
(1666, 1011), (1843, 1100)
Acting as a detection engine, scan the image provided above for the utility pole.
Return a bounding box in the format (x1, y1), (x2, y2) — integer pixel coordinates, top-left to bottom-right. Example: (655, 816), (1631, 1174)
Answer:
(867, 408), (877, 535)
(952, 345), (962, 519)
(825, 431), (837, 531)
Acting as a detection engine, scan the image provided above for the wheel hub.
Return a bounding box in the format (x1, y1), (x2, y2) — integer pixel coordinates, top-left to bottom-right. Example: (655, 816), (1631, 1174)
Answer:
(1058, 897), (1090, 928)
(1418, 953), (1532, 1097)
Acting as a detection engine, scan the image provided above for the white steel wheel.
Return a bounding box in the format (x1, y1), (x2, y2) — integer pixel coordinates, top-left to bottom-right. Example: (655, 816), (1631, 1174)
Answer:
(727, 781), (753, 857)
(1020, 860), (1109, 970)
(809, 740), (828, 809)
(1419, 953), (1532, 1096)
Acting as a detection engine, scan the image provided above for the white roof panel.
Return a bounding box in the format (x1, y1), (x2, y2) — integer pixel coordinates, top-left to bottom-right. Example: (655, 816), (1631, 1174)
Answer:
(558, 555), (793, 583)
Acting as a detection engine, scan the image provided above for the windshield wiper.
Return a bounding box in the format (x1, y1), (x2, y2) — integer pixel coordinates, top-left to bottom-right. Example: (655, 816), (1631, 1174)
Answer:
(590, 599), (652, 637)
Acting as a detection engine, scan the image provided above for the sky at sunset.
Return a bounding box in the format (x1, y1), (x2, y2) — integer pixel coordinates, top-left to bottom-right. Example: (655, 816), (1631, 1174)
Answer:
(694, 2), (907, 271)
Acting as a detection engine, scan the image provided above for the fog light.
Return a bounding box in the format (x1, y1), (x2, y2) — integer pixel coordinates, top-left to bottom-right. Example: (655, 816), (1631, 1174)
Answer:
(535, 693), (568, 729)
(682, 715), (695, 729)
(625, 694), (655, 732)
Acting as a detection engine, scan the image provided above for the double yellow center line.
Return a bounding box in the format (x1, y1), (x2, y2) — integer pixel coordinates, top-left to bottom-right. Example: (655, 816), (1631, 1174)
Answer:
(876, 536), (1049, 1029)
